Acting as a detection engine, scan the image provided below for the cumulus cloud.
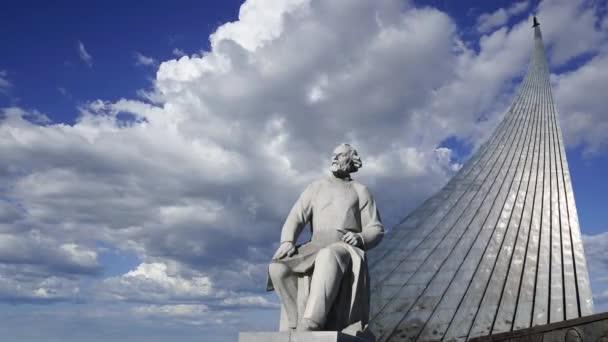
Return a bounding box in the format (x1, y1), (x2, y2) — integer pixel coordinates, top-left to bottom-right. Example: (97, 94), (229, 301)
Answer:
(537, 0), (607, 66)
(1, 106), (50, 125)
(135, 52), (157, 67)
(98, 262), (217, 302)
(476, 1), (529, 33)
(77, 41), (93, 67)
(1, 0), (467, 311)
(553, 49), (608, 154)
(0, 0), (607, 336)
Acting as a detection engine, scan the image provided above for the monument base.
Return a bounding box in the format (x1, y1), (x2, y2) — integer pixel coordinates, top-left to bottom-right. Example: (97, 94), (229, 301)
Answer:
(239, 331), (368, 342)
(469, 311), (608, 342)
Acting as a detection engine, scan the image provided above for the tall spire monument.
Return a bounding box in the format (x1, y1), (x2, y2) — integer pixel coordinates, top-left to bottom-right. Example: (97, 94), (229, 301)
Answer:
(367, 16), (596, 341)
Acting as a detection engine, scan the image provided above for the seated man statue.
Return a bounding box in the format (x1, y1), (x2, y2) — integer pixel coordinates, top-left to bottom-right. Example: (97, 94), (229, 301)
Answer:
(267, 143), (384, 335)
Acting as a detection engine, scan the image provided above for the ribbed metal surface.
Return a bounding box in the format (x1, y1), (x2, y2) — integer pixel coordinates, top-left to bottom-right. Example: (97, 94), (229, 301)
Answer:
(367, 22), (594, 342)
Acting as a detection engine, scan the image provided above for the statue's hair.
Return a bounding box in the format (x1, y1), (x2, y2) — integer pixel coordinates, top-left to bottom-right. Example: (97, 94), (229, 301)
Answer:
(337, 143), (363, 172)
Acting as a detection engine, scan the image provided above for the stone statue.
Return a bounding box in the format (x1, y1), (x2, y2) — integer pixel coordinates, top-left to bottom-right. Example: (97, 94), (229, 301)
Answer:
(267, 143), (384, 336)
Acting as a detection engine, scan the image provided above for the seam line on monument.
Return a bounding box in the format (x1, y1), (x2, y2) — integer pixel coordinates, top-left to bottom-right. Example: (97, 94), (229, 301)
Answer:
(502, 43), (544, 333)
(377, 48), (538, 341)
(548, 60), (583, 319)
(432, 51), (538, 341)
(367, 66), (536, 270)
(529, 47), (549, 328)
(368, 96), (524, 300)
(464, 44), (541, 340)
(506, 39), (548, 332)
(368, 103), (518, 270)
(424, 57), (543, 340)
(380, 77), (532, 341)
(416, 78), (539, 341)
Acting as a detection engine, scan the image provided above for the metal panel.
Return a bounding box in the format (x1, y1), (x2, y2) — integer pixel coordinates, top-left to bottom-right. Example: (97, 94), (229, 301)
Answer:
(555, 120), (594, 315)
(513, 72), (547, 330)
(470, 87), (539, 338)
(533, 87), (552, 326)
(547, 95), (564, 323)
(443, 79), (538, 341)
(493, 90), (542, 335)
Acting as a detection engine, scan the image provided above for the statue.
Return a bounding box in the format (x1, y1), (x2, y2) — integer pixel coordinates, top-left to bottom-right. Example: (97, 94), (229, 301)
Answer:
(267, 143), (384, 336)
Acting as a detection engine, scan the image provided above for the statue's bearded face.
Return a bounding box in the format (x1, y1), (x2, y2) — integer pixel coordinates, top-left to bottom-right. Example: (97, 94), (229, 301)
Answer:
(330, 145), (353, 175)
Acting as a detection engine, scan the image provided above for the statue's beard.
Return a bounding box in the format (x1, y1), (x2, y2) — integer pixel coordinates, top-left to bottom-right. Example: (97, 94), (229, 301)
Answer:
(331, 160), (351, 177)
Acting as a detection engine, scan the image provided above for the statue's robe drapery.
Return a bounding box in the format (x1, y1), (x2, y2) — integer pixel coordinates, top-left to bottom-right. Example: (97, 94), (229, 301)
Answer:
(267, 176), (384, 333)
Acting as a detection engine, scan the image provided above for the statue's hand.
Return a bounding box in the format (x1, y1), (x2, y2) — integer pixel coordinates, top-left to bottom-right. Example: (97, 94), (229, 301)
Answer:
(342, 232), (363, 247)
(273, 241), (296, 260)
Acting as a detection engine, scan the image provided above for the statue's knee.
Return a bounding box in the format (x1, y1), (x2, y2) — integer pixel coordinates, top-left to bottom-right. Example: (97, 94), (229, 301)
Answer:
(315, 248), (337, 264)
(269, 262), (290, 280)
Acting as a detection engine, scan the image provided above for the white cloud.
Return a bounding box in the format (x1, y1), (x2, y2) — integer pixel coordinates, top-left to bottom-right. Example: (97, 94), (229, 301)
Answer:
(476, 1), (529, 33)
(0, 233), (100, 274)
(509, 1), (529, 15)
(553, 53), (608, 154)
(0, 70), (11, 94)
(0, 0), (606, 335)
(2, 107), (50, 125)
(98, 262), (218, 302)
(172, 48), (186, 57)
(0, 265), (82, 302)
(77, 41), (93, 67)
(133, 303), (208, 317)
(135, 52), (157, 67)
(220, 295), (278, 309)
(537, 0), (607, 66)
(1, 0), (466, 313)
(210, 0), (309, 52)
(583, 233), (608, 313)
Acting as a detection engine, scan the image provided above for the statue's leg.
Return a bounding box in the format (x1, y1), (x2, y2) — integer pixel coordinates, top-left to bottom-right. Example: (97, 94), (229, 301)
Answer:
(302, 244), (351, 329)
(268, 262), (299, 330)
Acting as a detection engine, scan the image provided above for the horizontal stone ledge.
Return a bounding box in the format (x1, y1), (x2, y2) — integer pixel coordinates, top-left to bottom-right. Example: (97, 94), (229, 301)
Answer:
(239, 331), (368, 342)
(469, 311), (608, 342)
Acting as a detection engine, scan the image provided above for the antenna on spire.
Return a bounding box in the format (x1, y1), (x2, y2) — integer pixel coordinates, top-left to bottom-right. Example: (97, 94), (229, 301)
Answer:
(532, 16), (540, 27)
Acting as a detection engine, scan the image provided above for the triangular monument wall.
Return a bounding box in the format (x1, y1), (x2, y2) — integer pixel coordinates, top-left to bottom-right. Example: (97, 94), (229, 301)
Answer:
(367, 18), (594, 342)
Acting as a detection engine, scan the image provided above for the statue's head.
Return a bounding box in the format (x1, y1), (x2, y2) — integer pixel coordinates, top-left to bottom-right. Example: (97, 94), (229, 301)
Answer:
(330, 143), (362, 178)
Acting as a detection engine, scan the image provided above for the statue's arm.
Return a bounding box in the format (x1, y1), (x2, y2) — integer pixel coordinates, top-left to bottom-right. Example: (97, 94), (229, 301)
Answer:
(358, 186), (384, 250)
(279, 183), (315, 244)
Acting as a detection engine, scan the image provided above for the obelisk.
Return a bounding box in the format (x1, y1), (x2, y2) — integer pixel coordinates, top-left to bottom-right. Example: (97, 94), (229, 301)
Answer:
(367, 16), (594, 341)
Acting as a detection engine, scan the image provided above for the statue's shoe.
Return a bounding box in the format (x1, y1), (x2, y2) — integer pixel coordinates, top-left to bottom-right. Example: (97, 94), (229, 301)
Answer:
(297, 318), (322, 331)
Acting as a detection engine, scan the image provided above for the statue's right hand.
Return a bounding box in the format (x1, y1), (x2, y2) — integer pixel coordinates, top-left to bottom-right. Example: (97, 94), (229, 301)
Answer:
(273, 241), (296, 260)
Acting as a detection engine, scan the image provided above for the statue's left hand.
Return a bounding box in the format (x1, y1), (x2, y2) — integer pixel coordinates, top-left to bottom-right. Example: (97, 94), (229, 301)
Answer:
(273, 241), (296, 260)
(342, 232), (363, 247)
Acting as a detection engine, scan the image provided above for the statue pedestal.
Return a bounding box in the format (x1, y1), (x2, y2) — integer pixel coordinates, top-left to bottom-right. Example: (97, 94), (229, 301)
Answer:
(239, 331), (368, 342)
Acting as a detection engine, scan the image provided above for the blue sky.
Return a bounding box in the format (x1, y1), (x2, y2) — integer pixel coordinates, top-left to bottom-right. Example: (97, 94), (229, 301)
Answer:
(0, 1), (242, 124)
(1, 1), (608, 341)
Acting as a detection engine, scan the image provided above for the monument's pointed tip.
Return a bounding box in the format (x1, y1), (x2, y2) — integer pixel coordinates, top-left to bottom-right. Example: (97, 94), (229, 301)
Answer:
(533, 16), (540, 28)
